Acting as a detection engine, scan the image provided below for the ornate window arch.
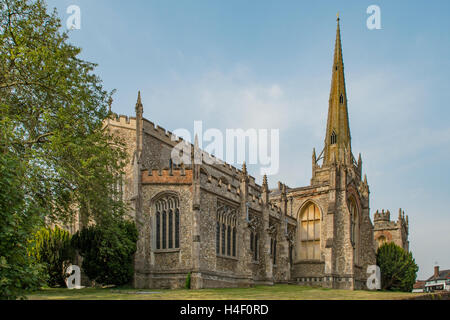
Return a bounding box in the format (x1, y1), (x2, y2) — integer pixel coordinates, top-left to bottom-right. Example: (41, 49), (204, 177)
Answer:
(348, 196), (360, 264)
(331, 131), (337, 145)
(154, 194), (180, 250)
(377, 235), (387, 248)
(216, 200), (237, 257)
(298, 202), (321, 260)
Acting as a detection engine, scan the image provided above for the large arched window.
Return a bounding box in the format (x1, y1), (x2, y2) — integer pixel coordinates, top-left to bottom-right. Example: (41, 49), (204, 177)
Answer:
(299, 202), (321, 260)
(216, 200), (237, 258)
(154, 195), (180, 250)
(377, 235), (386, 248)
(348, 197), (360, 264)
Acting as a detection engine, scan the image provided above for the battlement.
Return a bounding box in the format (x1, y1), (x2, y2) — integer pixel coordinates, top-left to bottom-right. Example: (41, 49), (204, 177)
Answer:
(141, 168), (193, 185)
(374, 208), (409, 230)
(374, 209), (391, 222)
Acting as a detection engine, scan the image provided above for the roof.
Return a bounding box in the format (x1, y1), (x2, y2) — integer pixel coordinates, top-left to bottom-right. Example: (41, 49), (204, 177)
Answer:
(413, 281), (426, 289)
(426, 269), (450, 282)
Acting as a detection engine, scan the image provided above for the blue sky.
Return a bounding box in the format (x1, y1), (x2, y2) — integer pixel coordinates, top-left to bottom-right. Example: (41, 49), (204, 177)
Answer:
(46, 0), (450, 279)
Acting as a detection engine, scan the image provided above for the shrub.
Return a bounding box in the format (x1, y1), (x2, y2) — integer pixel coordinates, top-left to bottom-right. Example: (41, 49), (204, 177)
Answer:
(29, 226), (74, 287)
(376, 242), (418, 292)
(185, 272), (191, 289)
(71, 220), (138, 286)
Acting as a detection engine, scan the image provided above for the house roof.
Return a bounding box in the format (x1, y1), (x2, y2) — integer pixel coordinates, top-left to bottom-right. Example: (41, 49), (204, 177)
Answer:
(426, 269), (450, 281)
(413, 281), (426, 289)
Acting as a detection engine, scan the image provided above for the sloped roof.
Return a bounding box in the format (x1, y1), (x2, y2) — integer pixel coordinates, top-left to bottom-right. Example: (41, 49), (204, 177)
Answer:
(426, 269), (450, 281)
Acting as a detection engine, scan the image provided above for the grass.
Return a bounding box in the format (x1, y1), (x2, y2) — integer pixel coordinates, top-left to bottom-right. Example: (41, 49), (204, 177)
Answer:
(27, 284), (425, 300)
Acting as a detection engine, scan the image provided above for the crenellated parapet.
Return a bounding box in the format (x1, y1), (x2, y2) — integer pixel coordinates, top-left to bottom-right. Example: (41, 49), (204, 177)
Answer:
(141, 168), (193, 185)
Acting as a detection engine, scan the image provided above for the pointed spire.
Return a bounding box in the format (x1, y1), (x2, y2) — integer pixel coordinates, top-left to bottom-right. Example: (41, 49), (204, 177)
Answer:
(364, 174), (368, 185)
(312, 148), (317, 164)
(242, 161), (247, 176)
(108, 97), (113, 114)
(135, 91), (143, 116)
(323, 16), (352, 165)
(262, 174), (268, 190)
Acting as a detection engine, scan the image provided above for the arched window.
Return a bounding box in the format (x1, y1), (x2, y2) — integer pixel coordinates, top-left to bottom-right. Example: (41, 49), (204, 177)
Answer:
(216, 200), (237, 257)
(154, 195), (180, 250)
(299, 202), (321, 260)
(270, 238), (277, 265)
(339, 94), (344, 104)
(377, 235), (386, 248)
(331, 131), (337, 145)
(348, 197), (360, 264)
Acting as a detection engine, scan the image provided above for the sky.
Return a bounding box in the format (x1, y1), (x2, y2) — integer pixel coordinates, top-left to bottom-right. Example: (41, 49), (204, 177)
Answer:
(46, 0), (450, 279)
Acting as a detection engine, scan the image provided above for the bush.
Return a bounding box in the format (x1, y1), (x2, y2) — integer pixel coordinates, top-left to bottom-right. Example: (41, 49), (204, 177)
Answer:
(185, 272), (191, 289)
(71, 220), (138, 286)
(29, 226), (74, 287)
(376, 242), (418, 292)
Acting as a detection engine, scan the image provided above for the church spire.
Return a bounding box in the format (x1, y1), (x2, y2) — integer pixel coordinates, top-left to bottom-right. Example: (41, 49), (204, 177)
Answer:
(323, 16), (352, 165)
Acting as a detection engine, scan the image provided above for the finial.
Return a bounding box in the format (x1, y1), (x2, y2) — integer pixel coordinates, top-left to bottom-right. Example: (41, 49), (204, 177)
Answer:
(337, 12), (340, 22)
(136, 91), (143, 115)
(108, 97), (113, 113)
(263, 174), (268, 187)
(242, 161), (247, 175)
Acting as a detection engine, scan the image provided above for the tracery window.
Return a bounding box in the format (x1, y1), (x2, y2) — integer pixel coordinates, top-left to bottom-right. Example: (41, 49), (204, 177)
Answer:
(299, 202), (321, 260)
(270, 238), (277, 265)
(154, 195), (180, 250)
(348, 197), (360, 264)
(216, 200), (237, 258)
(250, 231), (259, 261)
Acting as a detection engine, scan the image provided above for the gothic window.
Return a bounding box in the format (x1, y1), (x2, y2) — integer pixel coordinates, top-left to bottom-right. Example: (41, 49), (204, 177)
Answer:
(299, 202), (321, 260)
(232, 227), (236, 256)
(216, 222), (220, 254)
(154, 195), (180, 250)
(377, 235), (386, 248)
(216, 200), (237, 258)
(339, 94), (344, 104)
(348, 197), (360, 264)
(270, 238), (277, 265)
(251, 233), (259, 261)
(331, 131), (337, 145)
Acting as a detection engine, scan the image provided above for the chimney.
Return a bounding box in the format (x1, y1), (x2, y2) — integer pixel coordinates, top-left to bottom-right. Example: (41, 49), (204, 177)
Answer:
(434, 266), (440, 279)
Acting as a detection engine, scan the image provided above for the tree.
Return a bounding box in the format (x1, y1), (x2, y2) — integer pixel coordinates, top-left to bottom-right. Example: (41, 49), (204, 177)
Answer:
(0, 0), (128, 298)
(376, 242), (418, 292)
(29, 226), (74, 287)
(71, 220), (138, 286)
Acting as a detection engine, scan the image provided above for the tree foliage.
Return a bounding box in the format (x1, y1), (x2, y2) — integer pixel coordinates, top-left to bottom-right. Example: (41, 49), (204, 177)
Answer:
(0, 153), (47, 299)
(71, 220), (138, 286)
(29, 226), (74, 287)
(0, 0), (128, 298)
(376, 242), (418, 292)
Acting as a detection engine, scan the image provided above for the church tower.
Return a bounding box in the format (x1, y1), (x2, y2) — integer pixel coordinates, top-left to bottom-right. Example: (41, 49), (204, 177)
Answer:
(289, 16), (375, 290)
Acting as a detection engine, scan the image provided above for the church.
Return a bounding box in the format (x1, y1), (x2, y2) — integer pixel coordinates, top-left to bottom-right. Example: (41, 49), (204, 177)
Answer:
(104, 18), (410, 290)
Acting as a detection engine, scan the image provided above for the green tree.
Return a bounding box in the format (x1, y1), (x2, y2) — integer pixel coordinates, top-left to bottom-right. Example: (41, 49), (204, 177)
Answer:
(0, 0), (128, 298)
(29, 226), (74, 287)
(0, 153), (47, 299)
(376, 242), (418, 292)
(71, 220), (138, 286)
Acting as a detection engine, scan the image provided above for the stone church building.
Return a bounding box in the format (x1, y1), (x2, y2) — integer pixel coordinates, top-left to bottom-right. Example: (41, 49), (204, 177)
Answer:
(103, 18), (410, 290)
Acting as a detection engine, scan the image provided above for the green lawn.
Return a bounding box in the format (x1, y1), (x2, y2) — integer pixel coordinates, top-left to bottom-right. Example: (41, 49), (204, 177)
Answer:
(27, 284), (425, 300)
